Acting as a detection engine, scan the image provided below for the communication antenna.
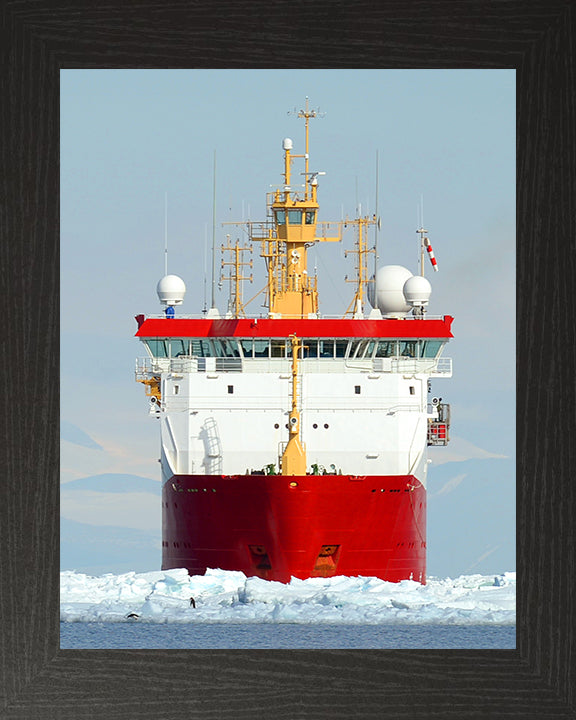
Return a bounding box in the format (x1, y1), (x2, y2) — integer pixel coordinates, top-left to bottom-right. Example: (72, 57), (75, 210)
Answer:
(164, 192), (168, 275)
(211, 150), (217, 309)
(288, 97), (325, 121)
(288, 98), (324, 200)
(417, 225), (427, 277)
(417, 195), (426, 276)
(374, 150), (380, 280)
(203, 222), (208, 314)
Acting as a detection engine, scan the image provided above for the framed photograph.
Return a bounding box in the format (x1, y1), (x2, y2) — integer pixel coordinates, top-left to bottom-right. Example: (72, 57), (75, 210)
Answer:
(59, 68), (516, 652)
(2, 1), (574, 717)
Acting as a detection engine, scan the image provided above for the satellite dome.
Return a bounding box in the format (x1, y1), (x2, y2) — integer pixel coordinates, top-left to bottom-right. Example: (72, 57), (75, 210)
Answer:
(370, 265), (413, 317)
(156, 274), (186, 306)
(403, 275), (432, 308)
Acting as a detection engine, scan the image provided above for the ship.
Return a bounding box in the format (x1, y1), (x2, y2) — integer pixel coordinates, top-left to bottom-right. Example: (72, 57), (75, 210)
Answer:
(135, 100), (453, 584)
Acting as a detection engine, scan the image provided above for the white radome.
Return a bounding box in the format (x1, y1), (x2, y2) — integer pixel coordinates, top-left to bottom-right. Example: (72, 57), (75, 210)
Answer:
(370, 265), (413, 317)
(156, 274), (186, 306)
(403, 274), (432, 307)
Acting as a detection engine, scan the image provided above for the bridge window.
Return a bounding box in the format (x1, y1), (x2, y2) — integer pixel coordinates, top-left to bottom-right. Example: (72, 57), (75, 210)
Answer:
(141, 338), (190, 357)
(305, 211), (316, 224)
(239, 339), (253, 357)
(303, 340), (318, 358)
(190, 339), (213, 357)
(271, 340), (287, 357)
(421, 340), (443, 358)
(375, 341), (397, 358)
(287, 210), (303, 224)
(145, 339), (169, 358)
(169, 339), (188, 357)
(400, 341), (417, 358)
(254, 340), (270, 358)
(335, 340), (348, 358)
(351, 340), (370, 358)
(318, 340), (334, 358)
(210, 339), (224, 357)
(221, 339), (240, 357)
(275, 210), (286, 225)
(347, 340), (359, 358)
(211, 339), (241, 358)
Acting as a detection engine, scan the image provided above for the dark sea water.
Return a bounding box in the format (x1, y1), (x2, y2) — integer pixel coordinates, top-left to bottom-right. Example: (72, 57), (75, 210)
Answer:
(60, 622), (515, 650)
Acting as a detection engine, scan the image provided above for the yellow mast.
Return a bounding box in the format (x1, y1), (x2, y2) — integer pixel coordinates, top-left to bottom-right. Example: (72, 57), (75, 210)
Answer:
(343, 215), (377, 317)
(267, 99), (341, 318)
(225, 99), (342, 319)
(220, 235), (253, 317)
(281, 335), (306, 475)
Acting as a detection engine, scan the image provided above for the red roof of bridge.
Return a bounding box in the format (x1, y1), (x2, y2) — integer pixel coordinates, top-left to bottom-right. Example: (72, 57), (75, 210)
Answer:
(135, 316), (454, 339)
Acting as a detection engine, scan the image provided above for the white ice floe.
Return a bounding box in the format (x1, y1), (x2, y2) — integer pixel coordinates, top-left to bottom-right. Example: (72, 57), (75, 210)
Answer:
(60, 569), (515, 625)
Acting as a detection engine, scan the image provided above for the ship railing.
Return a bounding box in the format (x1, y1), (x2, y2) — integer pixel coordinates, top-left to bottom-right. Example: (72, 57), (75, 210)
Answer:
(372, 357), (452, 375)
(434, 358), (452, 374)
(136, 357), (158, 377)
(136, 356), (452, 376)
(136, 356), (354, 375)
(315, 221), (342, 240)
(135, 357), (183, 376)
(136, 357), (244, 375)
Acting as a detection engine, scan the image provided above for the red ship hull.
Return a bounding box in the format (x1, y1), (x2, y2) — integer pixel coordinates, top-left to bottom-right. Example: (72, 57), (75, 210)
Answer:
(162, 473), (427, 584)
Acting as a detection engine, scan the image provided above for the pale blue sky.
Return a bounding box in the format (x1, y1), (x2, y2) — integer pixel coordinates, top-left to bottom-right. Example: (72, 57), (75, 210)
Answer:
(61, 69), (515, 577)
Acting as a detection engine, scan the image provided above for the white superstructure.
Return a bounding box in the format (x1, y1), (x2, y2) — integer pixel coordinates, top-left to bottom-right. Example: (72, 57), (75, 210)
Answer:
(136, 333), (452, 482)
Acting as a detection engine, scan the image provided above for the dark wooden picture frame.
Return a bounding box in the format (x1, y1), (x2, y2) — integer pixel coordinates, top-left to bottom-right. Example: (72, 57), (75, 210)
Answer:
(2, 1), (575, 717)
